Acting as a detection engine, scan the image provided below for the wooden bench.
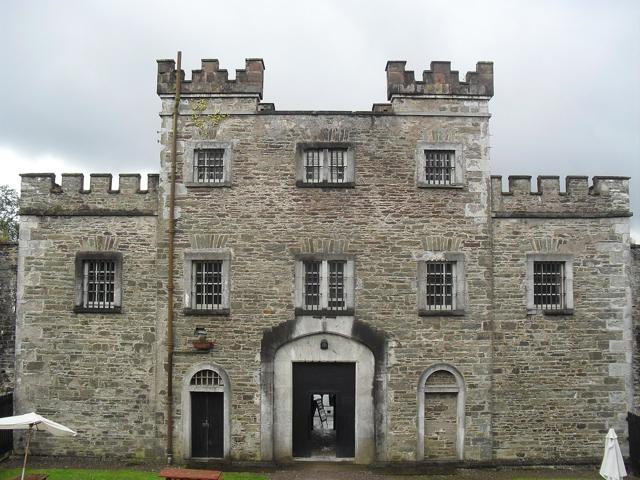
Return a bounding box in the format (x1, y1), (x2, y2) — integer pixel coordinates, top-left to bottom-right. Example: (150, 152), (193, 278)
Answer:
(158, 467), (223, 480)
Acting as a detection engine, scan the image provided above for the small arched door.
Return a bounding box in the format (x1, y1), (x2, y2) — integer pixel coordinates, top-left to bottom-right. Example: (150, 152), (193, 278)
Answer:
(189, 369), (224, 458)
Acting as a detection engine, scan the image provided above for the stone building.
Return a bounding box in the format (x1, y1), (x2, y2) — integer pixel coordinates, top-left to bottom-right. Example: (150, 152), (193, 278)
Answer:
(0, 242), (17, 398)
(5, 56), (638, 465)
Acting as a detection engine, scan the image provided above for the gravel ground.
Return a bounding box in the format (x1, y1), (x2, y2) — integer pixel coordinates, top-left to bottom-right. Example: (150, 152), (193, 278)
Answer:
(267, 462), (628, 480)
(2, 456), (638, 480)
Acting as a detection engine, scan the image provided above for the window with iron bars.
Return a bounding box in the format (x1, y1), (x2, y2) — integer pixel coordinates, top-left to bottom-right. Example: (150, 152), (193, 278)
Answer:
(82, 259), (116, 309)
(424, 261), (456, 311)
(424, 150), (455, 185)
(418, 253), (465, 316)
(301, 147), (351, 185)
(192, 260), (224, 310)
(304, 260), (346, 311)
(297, 258), (354, 315)
(191, 369), (224, 387)
(194, 149), (225, 183)
(74, 252), (122, 313)
(533, 261), (565, 310)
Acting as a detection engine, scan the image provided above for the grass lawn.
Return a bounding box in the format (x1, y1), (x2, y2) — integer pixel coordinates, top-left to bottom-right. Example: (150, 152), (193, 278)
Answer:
(0, 469), (267, 480)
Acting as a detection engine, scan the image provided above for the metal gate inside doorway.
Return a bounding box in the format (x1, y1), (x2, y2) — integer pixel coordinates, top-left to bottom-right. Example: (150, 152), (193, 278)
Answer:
(292, 362), (355, 458)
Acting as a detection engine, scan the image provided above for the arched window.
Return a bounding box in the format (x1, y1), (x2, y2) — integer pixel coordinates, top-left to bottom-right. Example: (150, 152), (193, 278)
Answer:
(190, 369), (223, 387)
(417, 364), (465, 461)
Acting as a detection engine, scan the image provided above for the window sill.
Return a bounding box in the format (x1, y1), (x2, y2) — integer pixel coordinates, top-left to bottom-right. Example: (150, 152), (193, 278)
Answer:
(528, 308), (574, 316)
(419, 309), (465, 317)
(185, 181), (232, 188)
(295, 181), (355, 189)
(295, 308), (355, 317)
(74, 306), (122, 314)
(417, 183), (464, 189)
(183, 308), (230, 316)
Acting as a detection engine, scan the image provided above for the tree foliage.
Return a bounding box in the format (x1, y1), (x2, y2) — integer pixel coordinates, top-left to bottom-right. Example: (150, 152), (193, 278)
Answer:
(0, 185), (19, 242)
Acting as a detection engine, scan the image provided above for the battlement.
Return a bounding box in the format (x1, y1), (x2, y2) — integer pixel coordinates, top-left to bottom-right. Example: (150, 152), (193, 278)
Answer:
(491, 175), (632, 218)
(386, 61), (493, 100)
(157, 58), (265, 98)
(20, 173), (159, 216)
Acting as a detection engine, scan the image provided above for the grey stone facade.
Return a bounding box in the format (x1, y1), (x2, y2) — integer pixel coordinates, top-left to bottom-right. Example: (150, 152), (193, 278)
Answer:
(633, 245), (640, 411)
(7, 57), (638, 465)
(0, 242), (17, 397)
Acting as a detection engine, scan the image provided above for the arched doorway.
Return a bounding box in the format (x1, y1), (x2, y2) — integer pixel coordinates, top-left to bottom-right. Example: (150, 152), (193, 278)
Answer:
(417, 364), (465, 461)
(181, 364), (231, 459)
(260, 318), (386, 464)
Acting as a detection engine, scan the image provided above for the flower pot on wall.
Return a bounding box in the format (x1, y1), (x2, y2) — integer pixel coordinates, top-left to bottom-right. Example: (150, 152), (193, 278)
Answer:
(192, 340), (214, 351)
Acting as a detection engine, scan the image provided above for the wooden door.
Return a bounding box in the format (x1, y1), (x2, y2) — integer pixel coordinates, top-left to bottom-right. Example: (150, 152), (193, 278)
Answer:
(191, 392), (223, 458)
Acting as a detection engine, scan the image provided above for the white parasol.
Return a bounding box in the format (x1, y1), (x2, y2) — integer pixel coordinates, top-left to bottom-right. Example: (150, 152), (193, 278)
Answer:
(599, 428), (627, 480)
(0, 412), (77, 480)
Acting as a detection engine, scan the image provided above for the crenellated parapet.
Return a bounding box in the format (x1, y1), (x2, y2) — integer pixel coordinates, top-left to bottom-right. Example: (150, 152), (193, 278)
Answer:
(20, 173), (159, 216)
(157, 58), (265, 98)
(385, 61), (493, 100)
(491, 175), (632, 218)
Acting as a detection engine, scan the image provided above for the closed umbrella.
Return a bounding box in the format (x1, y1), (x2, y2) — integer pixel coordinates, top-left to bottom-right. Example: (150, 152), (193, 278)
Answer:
(600, 428), (627, 480)
(0, 412), (76, 480)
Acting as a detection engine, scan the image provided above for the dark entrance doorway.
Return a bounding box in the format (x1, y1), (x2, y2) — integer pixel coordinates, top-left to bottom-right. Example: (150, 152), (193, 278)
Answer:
(292, 362), (355, 458)
(191, 392), (223, 458)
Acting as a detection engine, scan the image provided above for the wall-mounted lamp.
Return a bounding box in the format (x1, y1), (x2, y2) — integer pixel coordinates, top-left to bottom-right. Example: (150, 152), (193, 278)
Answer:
(320, 339), (328, 350)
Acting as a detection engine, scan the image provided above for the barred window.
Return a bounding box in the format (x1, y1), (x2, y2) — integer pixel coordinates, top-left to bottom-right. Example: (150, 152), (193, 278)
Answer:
(191, 369), (224, 387)
(533, 261), (565, 310)
(328, 261), (346, 310)
(303, 260), (347, 311)
(194, 149), (225, 183)
(305, 149), (322, 184)
(304, 261), (322, 310)
(192, 260), (224, 310)
(184, 250), (230, 315)
(418, 254), (465, 316)
(424, 262), (456, 311)
(328, 149), (346, 183)
(297, 257), (354, 314)
(416, 143), (463, 188)
(75, 252), (122, 313)
(526, 254), (573, 314)
(297, 144), (353, 186)
(83, 260), (116, 309)
(302, 148), (348, 184)
(424, 150), (455, 185)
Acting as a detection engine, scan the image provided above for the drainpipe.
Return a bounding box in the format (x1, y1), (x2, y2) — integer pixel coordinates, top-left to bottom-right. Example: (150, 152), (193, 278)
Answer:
(166, 50), (182, 465)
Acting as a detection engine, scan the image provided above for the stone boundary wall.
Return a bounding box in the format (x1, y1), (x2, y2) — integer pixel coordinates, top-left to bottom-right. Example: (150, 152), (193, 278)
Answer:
(491, 175), (631, 217)
(19, 173), (159, 216)
(0, 242), (17, 396)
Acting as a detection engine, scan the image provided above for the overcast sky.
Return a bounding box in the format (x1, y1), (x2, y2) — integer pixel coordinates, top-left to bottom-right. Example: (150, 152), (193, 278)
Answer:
(1, 0), (639, 239)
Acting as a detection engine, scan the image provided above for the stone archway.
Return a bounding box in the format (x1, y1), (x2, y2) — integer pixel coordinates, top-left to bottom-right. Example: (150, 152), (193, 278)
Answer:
(260, 318), (387, 464)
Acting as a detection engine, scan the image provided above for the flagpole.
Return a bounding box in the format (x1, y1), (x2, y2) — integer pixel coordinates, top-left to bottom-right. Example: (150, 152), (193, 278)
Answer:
(21, 424), (33, 480)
